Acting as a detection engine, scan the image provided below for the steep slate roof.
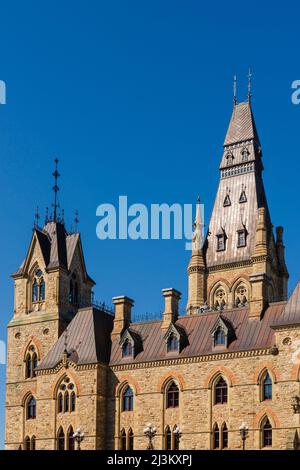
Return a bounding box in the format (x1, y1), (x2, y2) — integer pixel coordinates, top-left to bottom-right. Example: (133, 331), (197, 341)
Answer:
(14, 221), (95, 283)
(37, 307), (113, 370)
(224, 101), (260, 147)
(204, 101), (273, 268)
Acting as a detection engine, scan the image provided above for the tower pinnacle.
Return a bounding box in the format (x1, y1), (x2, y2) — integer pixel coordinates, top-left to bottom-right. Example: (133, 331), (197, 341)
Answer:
(247, 68), (252, 102)
(52, 158), (60, 222)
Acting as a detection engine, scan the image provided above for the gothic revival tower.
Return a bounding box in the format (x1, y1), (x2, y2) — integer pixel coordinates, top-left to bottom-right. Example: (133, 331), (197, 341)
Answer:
(5, 161), (94, 449)
(187, 91), (289, 318)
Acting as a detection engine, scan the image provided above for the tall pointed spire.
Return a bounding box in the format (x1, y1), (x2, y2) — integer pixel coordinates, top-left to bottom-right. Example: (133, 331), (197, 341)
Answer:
(192, 195), (204, 251)
(52, 158), (60, 222)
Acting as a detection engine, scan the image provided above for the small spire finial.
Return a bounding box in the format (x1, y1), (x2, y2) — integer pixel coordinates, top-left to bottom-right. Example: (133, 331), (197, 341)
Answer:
(45, 207), (49, 225)
(34, 206), (40, 229)
(74, 210), (79, 232)
(52, 158), (60, 222)
(248, 68), (252, 101)
(233, 75), (237, 106)
(197, 194), (200, 204)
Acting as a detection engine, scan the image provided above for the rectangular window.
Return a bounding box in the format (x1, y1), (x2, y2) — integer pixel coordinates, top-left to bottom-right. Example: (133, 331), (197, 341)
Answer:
(237, 230), (246, 247)
(217, 235), (225, 251)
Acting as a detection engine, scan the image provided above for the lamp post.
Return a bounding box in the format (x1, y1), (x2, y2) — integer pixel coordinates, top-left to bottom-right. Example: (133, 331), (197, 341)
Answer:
(173, 425), (182, 450)
(73, 428), (84, 450)
(144, 423), (157, 450)
(239, 423), (248, 450)
(292, 396), (300, 414)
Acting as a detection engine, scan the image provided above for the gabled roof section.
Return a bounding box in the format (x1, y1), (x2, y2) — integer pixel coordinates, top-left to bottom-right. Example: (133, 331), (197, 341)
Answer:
(210, 314), (236, 344)
(37, 307), (114, 370)
(13, 222), (95, 284)
(224, 101), (260, 147)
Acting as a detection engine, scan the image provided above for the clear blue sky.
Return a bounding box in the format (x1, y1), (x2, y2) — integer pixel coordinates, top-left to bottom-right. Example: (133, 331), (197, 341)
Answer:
(0, 0), (299, 448)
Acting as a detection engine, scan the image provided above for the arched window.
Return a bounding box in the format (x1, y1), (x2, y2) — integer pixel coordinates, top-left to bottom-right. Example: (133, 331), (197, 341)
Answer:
(31, 436), (36, 451)
(25, 346), (38, 378)
(215, 377), (228, 404)
(68, 426), (75, 451)
(57, 377), (76, 413)
(32, 269), (45, 303)
(122, 339), (133, 357)
(27, 396), (36, 419)
(262, 372), (272, 401)
(57, 428), (65, 450)
(213, 287), (227, 310)
(58, 393), (63, 413)
(25, 353), (32, 379)
(165, 426), (172, 450)
(24, 436), (31, 451)
(120, 429), (127, 450)
(213, 424), (220, 449)
(235, 283), (248, 307)
(71, 391), (76, 412)
(166, 381), (179, 408)
(221, 423), (228, 449)
(173, 425), (180, 450)
(167, 333), (179, 352)
(128, 428), (134, 451)
(262, 418), (272, 447)
(214, 327), (226, 346)
(122, 386), (134, 411)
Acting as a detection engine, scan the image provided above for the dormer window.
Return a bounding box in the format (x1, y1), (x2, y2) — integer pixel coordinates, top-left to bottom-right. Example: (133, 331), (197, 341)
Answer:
(214, 327), (226, 346)
(164, 323), (187, 354)
(119, 329), (142, 359)
(122, 338), (133, 357)
(32, 270), (45, 303)
(216, 234), (226, 252)
(167, 333), (179, 353)
(211, 315), (236, 349)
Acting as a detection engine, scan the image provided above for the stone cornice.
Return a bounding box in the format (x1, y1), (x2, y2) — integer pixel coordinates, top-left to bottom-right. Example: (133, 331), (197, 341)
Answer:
(110, 348), (271, 372)
(207, 259), (252, 272)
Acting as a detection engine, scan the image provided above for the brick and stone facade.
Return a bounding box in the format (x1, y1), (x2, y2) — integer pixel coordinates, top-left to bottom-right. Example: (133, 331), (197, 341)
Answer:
(5, 98), (300, 451)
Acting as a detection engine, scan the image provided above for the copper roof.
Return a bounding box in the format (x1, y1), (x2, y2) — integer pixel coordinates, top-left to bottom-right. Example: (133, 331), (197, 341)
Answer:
(37, 283), (300, 369)
(109, 302), (287, 366)
(272, 282), (300, 327)
(37, 307), (113, 370)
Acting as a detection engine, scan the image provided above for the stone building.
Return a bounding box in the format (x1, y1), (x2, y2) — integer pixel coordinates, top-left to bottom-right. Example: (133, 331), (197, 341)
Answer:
(5, 95), (300, 450)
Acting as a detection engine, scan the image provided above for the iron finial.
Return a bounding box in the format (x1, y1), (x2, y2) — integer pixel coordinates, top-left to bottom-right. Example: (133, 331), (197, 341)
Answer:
(52, 158), (60, 222)
(233, 75), (237, 106)
(248, 68), (252, 102)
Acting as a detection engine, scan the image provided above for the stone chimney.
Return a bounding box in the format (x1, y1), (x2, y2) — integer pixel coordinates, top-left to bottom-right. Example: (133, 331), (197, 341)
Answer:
(112, 296), (134, 337)
(161, 288), (181, 329)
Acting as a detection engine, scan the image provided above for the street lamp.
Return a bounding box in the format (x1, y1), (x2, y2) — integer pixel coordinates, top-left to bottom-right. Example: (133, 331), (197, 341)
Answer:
(143, 423), (157, 450)
(173, 425), (182, 450)
(73, 428), (85, 450)
(292, 395), (300, 413)
(239, 423), (249, 450)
